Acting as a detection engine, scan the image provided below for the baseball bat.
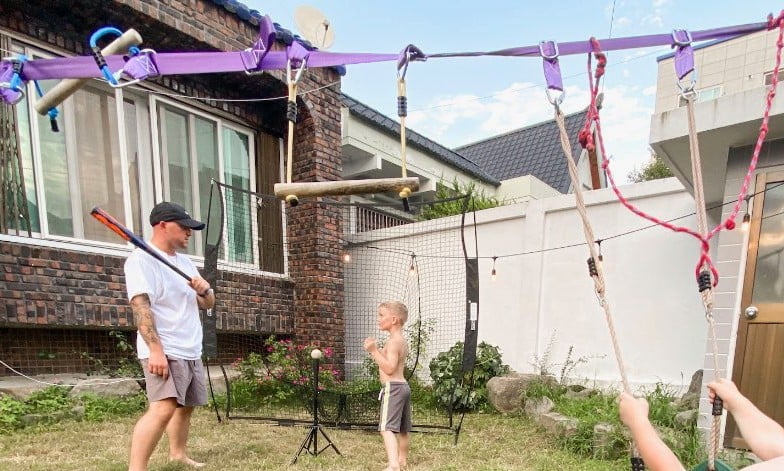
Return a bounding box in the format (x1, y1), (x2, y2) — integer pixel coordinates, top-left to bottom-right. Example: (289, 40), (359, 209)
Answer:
(90, 206), (193, 282)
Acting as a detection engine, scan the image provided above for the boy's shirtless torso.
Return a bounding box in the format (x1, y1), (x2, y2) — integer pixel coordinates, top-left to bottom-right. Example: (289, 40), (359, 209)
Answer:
(379, 333), (407, 383)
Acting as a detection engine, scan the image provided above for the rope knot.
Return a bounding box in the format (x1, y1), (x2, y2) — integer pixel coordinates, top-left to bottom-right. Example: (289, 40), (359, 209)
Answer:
(589, 37), (607, 79)
(578, 128), (594, 151)
(768, 10), (784, 30)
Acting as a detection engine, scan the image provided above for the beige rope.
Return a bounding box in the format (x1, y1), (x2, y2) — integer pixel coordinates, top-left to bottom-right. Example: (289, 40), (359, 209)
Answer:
(555, 110), (631, 388)
(554, 110), (638, 461)
(685, 97), (722, 469)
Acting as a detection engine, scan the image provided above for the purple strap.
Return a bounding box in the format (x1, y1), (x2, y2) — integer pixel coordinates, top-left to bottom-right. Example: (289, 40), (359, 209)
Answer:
(1, 20), (770, 85)
(429, 21), (768, 58)
(540, 41), (563, 92)
(0, 62), (24, 105)
(122, 50), (159, 81)
(672, 30), (694, 80)
(397, 44), (426, 77)
(241, 15), (276, 73)
(287, 41), (310, 68)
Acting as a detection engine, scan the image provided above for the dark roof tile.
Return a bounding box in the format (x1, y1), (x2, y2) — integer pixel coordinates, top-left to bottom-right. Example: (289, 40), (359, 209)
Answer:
(455, 110), (588, 193)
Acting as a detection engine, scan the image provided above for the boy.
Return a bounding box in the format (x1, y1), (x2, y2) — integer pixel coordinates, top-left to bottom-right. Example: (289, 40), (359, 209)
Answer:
(619, 378), (784, 470)
(364, 301), (411, 471)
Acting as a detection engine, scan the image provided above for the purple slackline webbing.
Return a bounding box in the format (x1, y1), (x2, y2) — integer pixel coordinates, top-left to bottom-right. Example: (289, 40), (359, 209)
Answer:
(3, 20), (770, 81)
(15, 50), (398, 80)
(428, 21), (769, 58)
(673, 30), (695, 80)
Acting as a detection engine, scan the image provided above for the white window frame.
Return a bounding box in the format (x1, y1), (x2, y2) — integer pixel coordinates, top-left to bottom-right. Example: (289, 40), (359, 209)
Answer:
(677, 85), (722, 107)
(150, 95), (262, 271)
(2, 32), (288, 277)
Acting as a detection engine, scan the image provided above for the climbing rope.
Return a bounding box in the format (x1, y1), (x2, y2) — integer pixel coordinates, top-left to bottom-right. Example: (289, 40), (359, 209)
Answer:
(550, 37), (642, 470)
(581, 12), (784, 470)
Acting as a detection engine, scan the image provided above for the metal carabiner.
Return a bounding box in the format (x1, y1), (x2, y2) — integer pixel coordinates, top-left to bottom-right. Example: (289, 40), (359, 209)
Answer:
(671, 29), (693, 47)
(539, 40), (559, 60)
(540, 41), (565, 107)
(0, 56), (27, 105)
(286, 57), (308, 86)
(671, 29), (696, 98)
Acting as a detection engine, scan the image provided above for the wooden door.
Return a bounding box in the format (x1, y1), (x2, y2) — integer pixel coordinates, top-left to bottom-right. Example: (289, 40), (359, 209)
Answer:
(727, 171), (784, 448)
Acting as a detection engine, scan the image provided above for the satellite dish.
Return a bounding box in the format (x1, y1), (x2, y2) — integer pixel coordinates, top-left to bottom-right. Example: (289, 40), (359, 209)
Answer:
(294, 5), (335, 49)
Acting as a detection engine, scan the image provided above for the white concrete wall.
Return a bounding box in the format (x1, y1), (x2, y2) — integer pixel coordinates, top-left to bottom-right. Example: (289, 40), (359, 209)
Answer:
(496, 175), (561, 203)
(346, 177), (713, 392)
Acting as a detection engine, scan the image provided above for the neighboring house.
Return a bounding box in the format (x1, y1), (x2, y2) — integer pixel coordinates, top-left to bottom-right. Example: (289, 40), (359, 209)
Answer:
(0, 0), (346, 374)
(650, 28), (784, 447)
(457, 108), (606, 197)
(341, 95), (601, 211)
(341, 94), (500, 202)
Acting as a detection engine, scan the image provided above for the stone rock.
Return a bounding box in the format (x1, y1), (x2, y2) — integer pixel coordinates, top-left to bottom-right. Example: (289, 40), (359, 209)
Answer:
(487, 375), (530, 413)
(206, 365), (241, 395)
(487, 373), (557, 414)
(537, 412), (578, 437)
(71, 404), (86, 420)
(675, 409), (698, 427)
(565, 387), (595, 400)
(523, 396), (554, 417)
(687, 369), (703, 395)
(593, 422), (625, 459)
(69, 377), (142, 398)
(676, 392), (699, 410)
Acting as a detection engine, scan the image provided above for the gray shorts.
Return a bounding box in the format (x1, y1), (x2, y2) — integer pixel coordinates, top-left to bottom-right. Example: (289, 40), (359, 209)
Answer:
(378, 381), (412, 433)
(141, 356), (207, 407)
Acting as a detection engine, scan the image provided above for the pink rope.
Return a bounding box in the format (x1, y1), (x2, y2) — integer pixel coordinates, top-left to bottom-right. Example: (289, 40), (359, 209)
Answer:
(582, 12), (784, 286)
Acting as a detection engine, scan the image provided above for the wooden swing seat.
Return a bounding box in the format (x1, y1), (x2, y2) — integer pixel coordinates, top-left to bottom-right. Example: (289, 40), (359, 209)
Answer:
(274, 176), (419, 200)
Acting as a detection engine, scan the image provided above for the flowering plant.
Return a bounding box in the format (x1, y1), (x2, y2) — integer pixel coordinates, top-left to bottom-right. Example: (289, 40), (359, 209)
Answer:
(233, 336), (342, 404)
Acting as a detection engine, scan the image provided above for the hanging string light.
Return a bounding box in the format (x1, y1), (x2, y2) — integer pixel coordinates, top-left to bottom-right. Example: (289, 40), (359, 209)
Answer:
(595, 239), (604, 262)
(741, 195), (751, 232)
(491, 256), (497, 281)
(408, 253), (417, 277)
(342, 252), (351, 263)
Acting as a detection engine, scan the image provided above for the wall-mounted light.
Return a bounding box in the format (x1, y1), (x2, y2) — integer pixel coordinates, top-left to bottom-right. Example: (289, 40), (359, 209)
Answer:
(742, 195), (751, 232)
(491, 256), (497, 282)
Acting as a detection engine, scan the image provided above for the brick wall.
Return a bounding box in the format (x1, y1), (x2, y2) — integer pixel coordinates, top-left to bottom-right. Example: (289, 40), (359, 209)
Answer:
(0, 0), (345, 373)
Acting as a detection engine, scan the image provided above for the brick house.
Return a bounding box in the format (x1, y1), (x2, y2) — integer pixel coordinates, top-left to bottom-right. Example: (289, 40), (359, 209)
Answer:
(0, 0), (345, 374)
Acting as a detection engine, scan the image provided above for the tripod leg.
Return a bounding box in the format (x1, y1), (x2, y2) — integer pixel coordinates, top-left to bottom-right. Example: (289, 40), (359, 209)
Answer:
(317, 426), (341, 455)
(291, 427), (317, 464)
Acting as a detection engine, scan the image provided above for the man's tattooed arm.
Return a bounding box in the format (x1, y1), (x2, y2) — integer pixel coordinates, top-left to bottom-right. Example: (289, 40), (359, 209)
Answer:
(131, 294), (160, 348)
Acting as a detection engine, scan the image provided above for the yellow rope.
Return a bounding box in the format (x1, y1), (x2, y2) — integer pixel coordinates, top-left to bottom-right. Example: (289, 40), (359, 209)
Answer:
(286, 75), (298, 185)
(397, 77), (411, 200)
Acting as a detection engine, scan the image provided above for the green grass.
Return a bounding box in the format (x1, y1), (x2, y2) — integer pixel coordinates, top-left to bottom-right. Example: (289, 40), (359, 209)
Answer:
(0, 406), (632, 470)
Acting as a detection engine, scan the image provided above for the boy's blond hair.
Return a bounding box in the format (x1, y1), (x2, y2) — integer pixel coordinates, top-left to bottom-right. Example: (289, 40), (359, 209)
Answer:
(379, 301), (408, 324)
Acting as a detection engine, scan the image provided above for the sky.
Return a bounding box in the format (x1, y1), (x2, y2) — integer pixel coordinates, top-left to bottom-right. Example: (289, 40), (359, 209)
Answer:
(247, 0), (783, 182)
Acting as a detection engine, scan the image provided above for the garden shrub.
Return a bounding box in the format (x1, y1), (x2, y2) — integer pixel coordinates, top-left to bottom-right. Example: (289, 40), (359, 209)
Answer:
(429, 341), (509, 412)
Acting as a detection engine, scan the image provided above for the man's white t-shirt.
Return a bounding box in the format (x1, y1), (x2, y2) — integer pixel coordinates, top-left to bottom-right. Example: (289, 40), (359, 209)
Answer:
(124, 246), (203, 360)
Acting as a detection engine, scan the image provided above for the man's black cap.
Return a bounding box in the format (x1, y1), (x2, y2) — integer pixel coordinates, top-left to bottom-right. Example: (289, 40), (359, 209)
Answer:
(149, 202), (206, 230)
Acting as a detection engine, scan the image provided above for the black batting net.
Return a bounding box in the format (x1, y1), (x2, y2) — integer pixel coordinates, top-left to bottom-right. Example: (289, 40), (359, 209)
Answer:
(202, 180), (478, 435)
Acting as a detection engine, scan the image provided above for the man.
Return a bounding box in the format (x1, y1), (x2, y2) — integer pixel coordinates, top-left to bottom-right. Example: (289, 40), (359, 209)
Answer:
(124, 202), (215, 470)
